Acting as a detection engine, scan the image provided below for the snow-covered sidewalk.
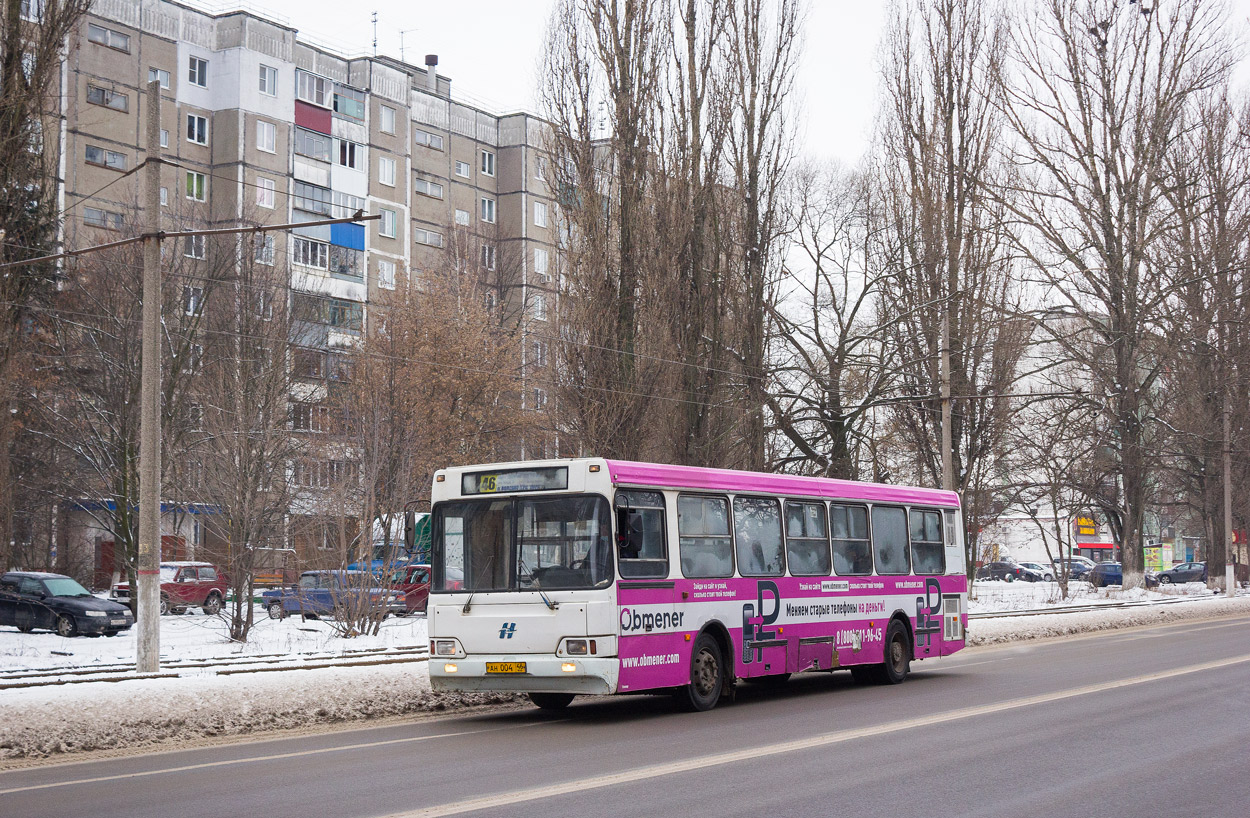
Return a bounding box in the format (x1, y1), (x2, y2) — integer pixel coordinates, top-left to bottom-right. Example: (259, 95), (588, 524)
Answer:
(2, 588), (1248, 761)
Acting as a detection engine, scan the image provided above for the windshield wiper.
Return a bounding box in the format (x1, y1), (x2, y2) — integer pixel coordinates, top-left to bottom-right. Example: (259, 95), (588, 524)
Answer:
(518, 557), (558, 611)
(462, 554), (494, 613)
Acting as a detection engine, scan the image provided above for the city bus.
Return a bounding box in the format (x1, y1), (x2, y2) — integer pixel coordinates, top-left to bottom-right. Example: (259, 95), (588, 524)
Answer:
(425, 458), (967, 711)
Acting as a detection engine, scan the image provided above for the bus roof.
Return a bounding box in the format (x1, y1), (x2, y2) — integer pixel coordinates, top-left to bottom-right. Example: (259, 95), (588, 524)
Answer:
(604, 459), (960, 508)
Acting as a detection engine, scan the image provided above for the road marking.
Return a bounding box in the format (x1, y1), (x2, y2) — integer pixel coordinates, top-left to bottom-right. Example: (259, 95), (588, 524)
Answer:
(0, 720), (556, 796)
(386, 653), (1250, 817)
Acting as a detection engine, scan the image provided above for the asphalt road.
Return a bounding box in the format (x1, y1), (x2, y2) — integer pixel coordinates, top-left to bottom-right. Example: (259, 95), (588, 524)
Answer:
(3, 614), (1249, 818)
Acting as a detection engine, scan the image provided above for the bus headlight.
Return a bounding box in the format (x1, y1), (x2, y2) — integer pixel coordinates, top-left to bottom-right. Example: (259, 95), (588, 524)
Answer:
(433, 639), (458, 656)
(564, 639), (588, 655)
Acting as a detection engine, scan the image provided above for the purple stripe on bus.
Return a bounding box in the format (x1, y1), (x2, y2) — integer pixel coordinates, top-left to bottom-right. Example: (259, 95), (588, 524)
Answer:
(604, 460), (960, 507)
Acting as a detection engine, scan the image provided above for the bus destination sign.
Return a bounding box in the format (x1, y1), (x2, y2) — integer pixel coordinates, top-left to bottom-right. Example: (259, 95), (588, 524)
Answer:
(462, 467), (569, 495)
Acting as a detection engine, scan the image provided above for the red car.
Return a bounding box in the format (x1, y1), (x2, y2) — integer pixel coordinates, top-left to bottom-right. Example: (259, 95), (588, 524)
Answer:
(111, 561), (227, 615)
(390, 563), (431, 614)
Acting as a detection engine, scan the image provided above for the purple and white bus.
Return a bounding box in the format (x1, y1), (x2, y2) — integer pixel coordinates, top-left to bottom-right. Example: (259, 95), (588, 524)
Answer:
(427, 458), (967, 711)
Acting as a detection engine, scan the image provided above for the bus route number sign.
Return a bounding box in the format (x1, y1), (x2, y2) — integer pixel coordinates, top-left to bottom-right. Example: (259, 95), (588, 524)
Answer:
(462, 467), (569, 495)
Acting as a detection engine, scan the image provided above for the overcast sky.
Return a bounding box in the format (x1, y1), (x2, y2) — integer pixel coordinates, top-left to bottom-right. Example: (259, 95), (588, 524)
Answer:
(253, 0), (1250, 167)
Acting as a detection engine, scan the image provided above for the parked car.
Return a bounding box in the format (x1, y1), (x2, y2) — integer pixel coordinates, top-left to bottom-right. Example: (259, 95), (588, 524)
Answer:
(976, 561), (1042, 582)
(1052, 556), (1096, 580)
(390, 563), (431, 614)
(347, 541), (415, 578)
(111, 561), (228, 615)
(1086, 561), (1160, 588)
(1017, 561), (1056, 581)
(1157, 561), (1207, 584)
(0, 572), (133, 637)
(262, 570), (405, 620)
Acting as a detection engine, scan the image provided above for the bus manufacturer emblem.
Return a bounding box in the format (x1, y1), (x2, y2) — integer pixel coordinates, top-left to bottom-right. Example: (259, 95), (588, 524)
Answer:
(499, 622), (517, 639)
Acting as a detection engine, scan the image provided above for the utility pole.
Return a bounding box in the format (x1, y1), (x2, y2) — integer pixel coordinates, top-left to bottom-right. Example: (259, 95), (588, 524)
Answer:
(137, 80), (162, 673)
(1224, 393), (1234, 597)
(940, 305), (953, 492)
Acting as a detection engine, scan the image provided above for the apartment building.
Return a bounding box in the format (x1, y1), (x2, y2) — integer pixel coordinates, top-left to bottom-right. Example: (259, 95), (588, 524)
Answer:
(56, 0), (558, 575)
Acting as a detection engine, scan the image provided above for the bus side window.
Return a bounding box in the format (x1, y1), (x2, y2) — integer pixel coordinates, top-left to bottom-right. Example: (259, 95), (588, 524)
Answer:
(909, 509), (945, 575)
(677, 495), (734, 578)
(615, 490), (668, 578)
(871, 506), (910, 575)
(734, 496), (785, 577)
(785, 501), (831, 576)
(830, 504), (872, 575)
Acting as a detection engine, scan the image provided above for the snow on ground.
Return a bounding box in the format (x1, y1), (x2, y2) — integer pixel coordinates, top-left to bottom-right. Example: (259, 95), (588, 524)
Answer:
(967, 578), (1219, 614)
(2, 586), (1248, 761)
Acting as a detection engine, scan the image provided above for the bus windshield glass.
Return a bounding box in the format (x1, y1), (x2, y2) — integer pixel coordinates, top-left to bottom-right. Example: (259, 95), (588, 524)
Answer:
(433, 494), (614, 592)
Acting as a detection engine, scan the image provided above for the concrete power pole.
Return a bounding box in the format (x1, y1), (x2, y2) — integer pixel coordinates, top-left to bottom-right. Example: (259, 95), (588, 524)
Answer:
(137, 80), (163, 673)
(1224, 394), (1234, 598)
(940, 307), (953, 493)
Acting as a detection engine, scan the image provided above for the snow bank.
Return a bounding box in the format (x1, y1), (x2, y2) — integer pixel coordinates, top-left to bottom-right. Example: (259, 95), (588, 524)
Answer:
(967, 594), (1250, 646)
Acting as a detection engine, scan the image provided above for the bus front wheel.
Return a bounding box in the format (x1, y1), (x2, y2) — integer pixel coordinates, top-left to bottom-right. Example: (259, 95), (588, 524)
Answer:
(677, 633), (725, 711)
(528, 692), (575, 711)
(877, 619), (911, 684)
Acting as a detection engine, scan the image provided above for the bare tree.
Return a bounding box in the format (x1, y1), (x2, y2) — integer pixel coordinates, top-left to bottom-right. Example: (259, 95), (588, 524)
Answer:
(999, 0), (1235, 588)
(0, 0), (92, 569)
(875, 0), (1025, 566)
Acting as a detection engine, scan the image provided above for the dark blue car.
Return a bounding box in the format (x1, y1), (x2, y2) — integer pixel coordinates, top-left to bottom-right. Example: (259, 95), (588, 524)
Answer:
(263, 570), (405, 620)
(1087, 562), (1160, 589)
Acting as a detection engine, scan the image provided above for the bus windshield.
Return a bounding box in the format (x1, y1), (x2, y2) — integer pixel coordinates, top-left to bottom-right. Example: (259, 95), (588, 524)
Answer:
(433, 494), (614, 592)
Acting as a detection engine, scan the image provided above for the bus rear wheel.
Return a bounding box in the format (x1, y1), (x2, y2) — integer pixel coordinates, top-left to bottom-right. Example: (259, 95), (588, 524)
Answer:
(528, 692), (575, 711)
(676, 633), (725, 711)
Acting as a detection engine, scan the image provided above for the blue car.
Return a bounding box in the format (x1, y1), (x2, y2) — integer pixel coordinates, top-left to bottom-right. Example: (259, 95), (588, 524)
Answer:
(263, 570), (405, 620)
(1087, 562), (1160, 589)
(346, 542), (414, 578)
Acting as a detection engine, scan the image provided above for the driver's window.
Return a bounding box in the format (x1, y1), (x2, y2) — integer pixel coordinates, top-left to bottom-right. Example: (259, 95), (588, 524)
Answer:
(19, 578), (43, 595)
(299, 574), (317, 590)
(615, 490), (668, 579)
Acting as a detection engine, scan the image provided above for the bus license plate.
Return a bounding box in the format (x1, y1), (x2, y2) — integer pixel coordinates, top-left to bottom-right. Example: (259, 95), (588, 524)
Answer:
(486, 662), (526, 674)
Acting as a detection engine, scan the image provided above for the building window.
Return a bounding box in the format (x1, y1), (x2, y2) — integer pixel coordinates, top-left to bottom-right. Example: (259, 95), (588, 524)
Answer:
(186, 114), (208, 145)
(254, 234), (275, 266)
(183, 285), (204, 315)
(534, 201), (548, 228)
(259, 64), (277, 96)
(184, 344), (203, 374)
(534, 247), (550, 282)
(257, 120), (276, 153)
(85, 145), (126, 171)
(414, 128), (444, 150)
(480, 243), (496, 270)
(83, 207), (122, 230)
(296, 70), (330, 107)
(292, 236), (329, 269)
(148, 67), (170, 89)
(293, 403), (333, 433)
(184, 235), (206, 259)
(159, 187), (168, 206)
(293, 181), (332, 215)
(186, 171), (207, 201)
(533, 388), (548, 412)
(414, 176), (444, 199)
(480, 197), (496, 224)
(86, 85), (128, 112)
(188, 56), (208, 88)
(256, 177), (275, 209)
(379, 208), (397, 238)
(454, 209), (470, 226)
(328, 299), (363, 331)
(455, 160), (470, 178)
(188, 403), (203, 431)
(332, 85), (366, 122)
(413, 227), (444, 248)
(294, 128), (332, 162)
(532, 340), (548, 367)
(532, 293), (547, 321)
(255, 290), (274, 319)
(337, 139), (364, 171)
(329, 246), (363, 280)
(159, 129), (168, 148)
(534, 155), (546, 181)
(87, 23), (130, 53)
(378, 259), (396, 290)
(379, 104), (396, 135)
(379, 156), (396, 187)
(331, 191), (365, 218)
(480, 150), (495, 176)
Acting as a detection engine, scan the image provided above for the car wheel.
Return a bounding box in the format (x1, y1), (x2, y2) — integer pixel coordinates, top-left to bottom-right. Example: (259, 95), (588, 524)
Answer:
(203, 594), (222, 615)
(528, 692), (575, 711)
(56, 614), (78, 638)
(1159, 575), (1172, 584)
(676, 632), (725, 711)
(17, 624), (33, 633)
(267, 601), (285, 620)
(104, 631), (119, 637)
(875, 619), (911, 685)
(1003, 573), (1014, 583)
(1045, 573), (1054, 582)
(159, 594), (170, 616)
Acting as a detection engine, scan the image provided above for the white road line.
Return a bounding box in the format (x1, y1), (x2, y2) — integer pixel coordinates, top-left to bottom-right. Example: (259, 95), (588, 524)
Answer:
(387, 653), (1250, 818)
(0, 721), (556, 796)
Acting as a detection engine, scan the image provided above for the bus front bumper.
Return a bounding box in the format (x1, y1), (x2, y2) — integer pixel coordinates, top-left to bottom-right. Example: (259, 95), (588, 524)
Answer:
(429, 655), (619, 695)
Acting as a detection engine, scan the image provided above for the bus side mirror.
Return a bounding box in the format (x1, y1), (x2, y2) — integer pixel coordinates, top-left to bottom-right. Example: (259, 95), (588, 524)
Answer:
(403, 509), (416, 553)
